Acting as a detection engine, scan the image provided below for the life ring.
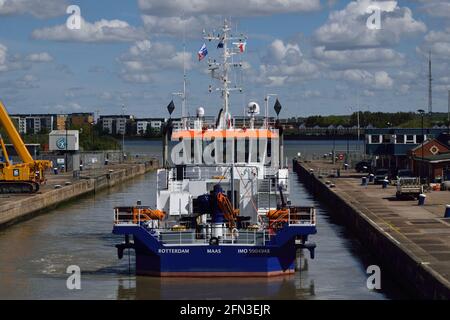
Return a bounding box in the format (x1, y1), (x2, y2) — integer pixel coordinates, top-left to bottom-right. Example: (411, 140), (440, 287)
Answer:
(231, 228), (239, 238)
(209, 237), (219, 246)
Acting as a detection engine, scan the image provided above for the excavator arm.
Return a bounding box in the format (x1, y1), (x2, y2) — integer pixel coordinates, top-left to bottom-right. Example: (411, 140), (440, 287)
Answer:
(0, 100), (34, 163)
(0, 135), (11, 167)
(0, 100), (52, 193)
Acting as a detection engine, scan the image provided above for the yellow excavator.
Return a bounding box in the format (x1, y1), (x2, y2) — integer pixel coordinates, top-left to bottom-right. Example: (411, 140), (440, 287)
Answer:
(0, 100), (52, 193)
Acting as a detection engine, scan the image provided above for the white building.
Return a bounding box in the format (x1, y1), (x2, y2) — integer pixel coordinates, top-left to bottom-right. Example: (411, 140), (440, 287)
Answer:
(150, 120), (163, 129)
(101, 118), (114, 134)
(116, 118), (127, 135)
(10, 116), (27, 134)
(137, 121), (149, 135)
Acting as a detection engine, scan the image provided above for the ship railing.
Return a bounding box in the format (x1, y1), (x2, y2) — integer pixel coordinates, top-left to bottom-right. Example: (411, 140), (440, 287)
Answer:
(178, 116), (278, 130)
(267, 206), (316, 229)
(113, 207), (161, 229)
(146, 228), (272, 246)
(172, 164), (261, 181)
(114, 207), (137, 225)
(287, 207), (316, 226)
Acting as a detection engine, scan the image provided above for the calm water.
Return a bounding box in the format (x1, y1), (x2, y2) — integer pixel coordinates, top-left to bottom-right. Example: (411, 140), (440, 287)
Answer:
(0, 140), (408, 299)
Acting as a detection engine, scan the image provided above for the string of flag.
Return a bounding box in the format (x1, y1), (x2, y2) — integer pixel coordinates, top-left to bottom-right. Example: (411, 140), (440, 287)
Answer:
(197, 41), (246, 61)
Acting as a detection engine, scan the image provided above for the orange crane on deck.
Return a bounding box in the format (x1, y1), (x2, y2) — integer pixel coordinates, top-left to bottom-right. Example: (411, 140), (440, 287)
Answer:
(0, 100), (52, 193)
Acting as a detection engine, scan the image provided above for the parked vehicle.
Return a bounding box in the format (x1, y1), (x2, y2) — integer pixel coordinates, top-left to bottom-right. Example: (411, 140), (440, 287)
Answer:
(396, 177), (423, 199)
(374, 169), (390, 184)
(396, 169), (414, 179)
(355, 161), (372, 173)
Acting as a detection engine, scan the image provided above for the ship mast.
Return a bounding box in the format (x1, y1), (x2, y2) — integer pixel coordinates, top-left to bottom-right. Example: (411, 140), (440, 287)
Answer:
(204, 20), (246, 129)
(173, 22), (188, 129)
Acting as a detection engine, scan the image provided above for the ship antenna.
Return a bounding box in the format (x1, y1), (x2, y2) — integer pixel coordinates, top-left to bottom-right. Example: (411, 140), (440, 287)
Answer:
(182, 24), (187, 129)
(204, 19), (246, 129)
(173, 13), (188, 130)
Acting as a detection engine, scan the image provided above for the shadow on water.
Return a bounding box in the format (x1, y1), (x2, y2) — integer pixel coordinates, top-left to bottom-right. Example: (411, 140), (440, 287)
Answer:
(116, 274), (316, 300)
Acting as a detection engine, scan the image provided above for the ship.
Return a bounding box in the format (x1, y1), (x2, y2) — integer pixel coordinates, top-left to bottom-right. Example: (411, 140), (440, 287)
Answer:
(112, 20), (317, 277)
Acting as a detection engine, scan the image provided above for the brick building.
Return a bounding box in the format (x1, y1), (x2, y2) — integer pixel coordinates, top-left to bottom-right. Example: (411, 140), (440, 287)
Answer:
(408, 138), (450, 182)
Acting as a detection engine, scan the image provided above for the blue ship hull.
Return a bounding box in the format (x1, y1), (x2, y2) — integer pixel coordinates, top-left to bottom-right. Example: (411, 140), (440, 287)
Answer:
(113, 224), (316, 277)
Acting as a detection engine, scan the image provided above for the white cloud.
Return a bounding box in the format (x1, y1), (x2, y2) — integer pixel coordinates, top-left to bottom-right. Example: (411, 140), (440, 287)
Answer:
(0, 43), (7, 67)
(0, 0), (66, 18)
(258, 39), (320, 86)
(138, 0), (321, 16)
(119, 40), (192, 83)
(32, 18), (145, 43)
(139, 0), (321, 37)
(418, 27), (450, 60)
(412, 0), (450, 18)
(313, 46), (405, 68)
(141, 15), (214, 38)
(15, 74), (39, 89)
(0, 43), (26, 72)
(26, 52), (53, 62)
(313, 0), (426, 49)
(302, 90), (321, 98)
(328, 69), (394, 90)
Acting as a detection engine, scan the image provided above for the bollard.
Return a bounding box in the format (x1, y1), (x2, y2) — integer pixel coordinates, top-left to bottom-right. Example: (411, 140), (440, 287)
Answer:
(361, 177), (367, 186)
(382, 179), (389, 189)
(53, 167), (58, 175)
(444, 205), (450, 218)
(344, 163), (349, 171)
(337, 169), (341, 178)
(418, 194), (426, 206)
(104, 159), (109, 166)
(369, 174), (374, 183)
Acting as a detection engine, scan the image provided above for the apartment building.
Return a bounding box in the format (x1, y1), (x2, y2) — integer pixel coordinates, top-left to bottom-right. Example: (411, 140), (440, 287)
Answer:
(99, 115), (133, 135)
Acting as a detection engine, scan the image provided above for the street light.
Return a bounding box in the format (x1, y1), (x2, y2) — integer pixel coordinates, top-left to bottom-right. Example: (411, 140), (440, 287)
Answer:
(418, 109), (425, 183)
(265, 94), (277, 129)
(121, 105), (126, 162)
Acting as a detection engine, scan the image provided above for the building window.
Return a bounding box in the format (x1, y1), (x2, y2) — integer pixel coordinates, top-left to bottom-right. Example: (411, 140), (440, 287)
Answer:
(405, 135), (415, 144)
(371, 135), (381, 144)
(382, 134), (392, 144)
(396, 134), (405, 144)
(416, 135), (424, 143)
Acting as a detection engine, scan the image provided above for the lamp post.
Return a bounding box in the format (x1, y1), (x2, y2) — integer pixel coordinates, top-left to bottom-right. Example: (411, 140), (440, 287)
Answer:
(418, 109), (425, 183)
(348, 106), (360, 151)
(121, 105), (126, 163)
(264, 94), (277, 129)
(385, 122), (391, 169)
(65, 118), (68, 172)
(447, 90), (450, 131)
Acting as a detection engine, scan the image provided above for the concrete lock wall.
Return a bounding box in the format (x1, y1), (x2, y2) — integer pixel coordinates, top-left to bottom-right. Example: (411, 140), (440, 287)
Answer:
(0, 160), (159, 228)
(293, 159), (450, 300)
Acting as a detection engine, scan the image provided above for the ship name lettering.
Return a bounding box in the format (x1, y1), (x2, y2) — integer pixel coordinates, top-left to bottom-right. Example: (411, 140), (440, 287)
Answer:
(207, 248), (221, 254)
(158, 248), (190, 254)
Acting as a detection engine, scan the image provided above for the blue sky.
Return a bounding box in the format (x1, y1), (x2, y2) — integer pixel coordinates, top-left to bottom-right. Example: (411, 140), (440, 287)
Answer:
(0, 0), (449, 118)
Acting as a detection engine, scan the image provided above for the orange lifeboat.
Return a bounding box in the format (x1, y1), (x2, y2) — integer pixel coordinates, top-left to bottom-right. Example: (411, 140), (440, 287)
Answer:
(132, 207), (165, 224)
